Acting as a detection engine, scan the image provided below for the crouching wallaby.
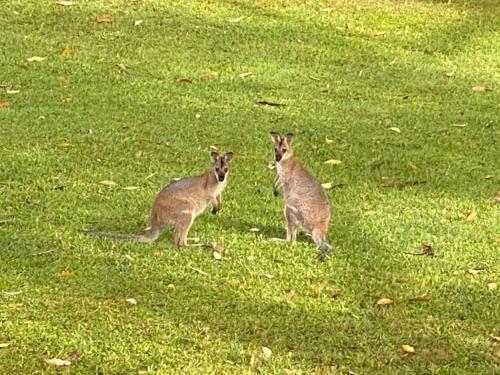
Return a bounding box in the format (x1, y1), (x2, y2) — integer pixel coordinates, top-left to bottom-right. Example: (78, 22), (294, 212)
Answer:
(85, 151), (234, 247)
(270, 132), (334, 260)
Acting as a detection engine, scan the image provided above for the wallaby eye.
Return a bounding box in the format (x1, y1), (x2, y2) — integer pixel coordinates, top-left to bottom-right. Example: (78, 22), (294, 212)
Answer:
(282, 148), (287, 153)
(223, 167), (228, 172)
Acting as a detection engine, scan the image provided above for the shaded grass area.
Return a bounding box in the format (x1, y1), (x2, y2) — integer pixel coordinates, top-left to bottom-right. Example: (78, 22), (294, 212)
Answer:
(1, 0), (499, 373)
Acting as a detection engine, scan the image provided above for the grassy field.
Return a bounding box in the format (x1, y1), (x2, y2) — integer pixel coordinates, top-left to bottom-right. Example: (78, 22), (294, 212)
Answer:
(1, 0), (499, 373)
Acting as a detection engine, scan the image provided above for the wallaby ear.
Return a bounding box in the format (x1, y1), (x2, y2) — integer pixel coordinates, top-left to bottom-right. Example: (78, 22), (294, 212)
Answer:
(224, 152), (234, 162)
(270, 131), (281, 143)
(210, 151), (219, 163)
(285, 133), (294, 145)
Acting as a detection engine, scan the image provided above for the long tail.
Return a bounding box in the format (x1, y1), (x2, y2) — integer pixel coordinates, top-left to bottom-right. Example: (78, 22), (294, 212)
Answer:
(83, 228), (160, 243)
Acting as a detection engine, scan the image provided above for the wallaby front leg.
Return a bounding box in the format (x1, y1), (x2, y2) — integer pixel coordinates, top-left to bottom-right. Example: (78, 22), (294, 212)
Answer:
(272, 175), (282, 197)
(211, 194), (222, 214)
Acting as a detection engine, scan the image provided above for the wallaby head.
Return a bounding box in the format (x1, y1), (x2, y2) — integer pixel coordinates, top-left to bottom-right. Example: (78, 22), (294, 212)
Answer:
(270, 132), (294, 162)
(211, 151), (234, 182)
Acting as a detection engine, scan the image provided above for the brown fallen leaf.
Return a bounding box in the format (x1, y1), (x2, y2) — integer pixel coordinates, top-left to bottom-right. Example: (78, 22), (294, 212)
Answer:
(177, 78), (192, 85)
(62, 45), (72, 57)
(388, 127), (401, 133)
(255, 100), (286, 107)
(487, 282), (497, 290)
(70, 351), (83, 363)
(26, 56), (47, 62)
(324, 159), (342, 165)
(165, 284), (175, 293)
(57, 270), (74, 277)
(472, 84), (486, 92)
(376, 297), (393, 305)
(331, 291), (342, 300)
(96, 15), (112, 23)
(44, 358), (71, 366)
(464, 210), (477, 222)
(99, 180), (117, 187)
(402, 344), (415, 353)
(0, 101), (11, 109)
(55, 0), (78, 5)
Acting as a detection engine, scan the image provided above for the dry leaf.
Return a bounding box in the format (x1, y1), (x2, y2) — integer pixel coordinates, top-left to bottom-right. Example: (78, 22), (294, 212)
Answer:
(0, 101), (11, 109)
(96, 15), (112, 23)
(99, 180), (117, 187)
(6, 89), (20, 94)
(117, 63), (127, 72)
(487, 282), (497, 290)
(0, 343), (10, 348)
(267, 161), (276, 170)
(491, 335), (500, 342)
(472, 84), (486, 92)
(165, 284), (175, 293)
(44, 358), (71, 366)
(229, 16), (245, 23)
(135, 150), (143, 158)
(26, 56), (47, 62)
(255, 100), (286, 107)
(324, 159), (342, 165)
(126, 298), (137, 305)
(465, 210), (477, 222)
(331, 291), (342, 300)
(213, 251), (222, 260)
(445, 71), (455, 77)
(325, 137), (334, 144)
(402, 345), (415, 353)
(57, 270), (74, 277)
(123, 186), (139, 191)
(321, 182), (334, 189)
(249, 227), (260, 233)
(451, 123), (467, 128)
(492, 191), (500, 204)
(70, 351), (83, 363)
(239, 72), (253, 78)
(134, 20), (143, 27)
(388, 127), (401, 133)
(320, 7), (333, 13)
(376, 297), (393, 305)
(468, 269), (483, 275)
(55, 0), (78, 5)
(177, 78), (192, 85)
(62, 46), (72, 57)
(262, 346), (272, 360)
(55, 142), (73, 149)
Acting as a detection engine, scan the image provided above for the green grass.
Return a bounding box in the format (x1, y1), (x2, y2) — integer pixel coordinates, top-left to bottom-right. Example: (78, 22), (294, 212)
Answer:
(1, 0), (499, 373)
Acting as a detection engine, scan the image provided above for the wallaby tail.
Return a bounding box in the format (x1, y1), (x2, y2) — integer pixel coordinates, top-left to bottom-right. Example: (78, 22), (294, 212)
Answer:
(83, 227), (160, 243)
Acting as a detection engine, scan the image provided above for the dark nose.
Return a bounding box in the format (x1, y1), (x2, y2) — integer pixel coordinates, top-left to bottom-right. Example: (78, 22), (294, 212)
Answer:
(218, 174), (225, 182)
(275, 154), (282, 162)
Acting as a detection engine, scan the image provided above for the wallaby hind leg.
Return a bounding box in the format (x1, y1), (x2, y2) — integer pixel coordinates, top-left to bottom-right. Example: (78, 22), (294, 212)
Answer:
(285, 205), (299, 242)
(174, 214), (194, 247)
(140, 226), (161, 243)
(312, 229), (334, 261)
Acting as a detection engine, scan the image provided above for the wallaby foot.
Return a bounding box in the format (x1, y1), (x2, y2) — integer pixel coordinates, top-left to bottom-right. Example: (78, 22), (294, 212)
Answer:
(312, 231), (334, 261)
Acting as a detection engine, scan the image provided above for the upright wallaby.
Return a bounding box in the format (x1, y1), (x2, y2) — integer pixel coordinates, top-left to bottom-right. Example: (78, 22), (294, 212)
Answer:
(270, 132), (334, 259)
(86, 151), (234, 247)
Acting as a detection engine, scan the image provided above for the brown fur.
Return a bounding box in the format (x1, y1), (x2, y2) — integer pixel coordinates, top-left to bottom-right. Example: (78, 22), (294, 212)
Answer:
(270, 132), (333, 259)
(86, 151), (233, 247)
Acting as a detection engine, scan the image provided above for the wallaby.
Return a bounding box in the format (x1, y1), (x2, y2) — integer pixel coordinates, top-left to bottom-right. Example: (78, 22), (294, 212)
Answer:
(85, 151), (234, 247)
(270, 132), (334, 259)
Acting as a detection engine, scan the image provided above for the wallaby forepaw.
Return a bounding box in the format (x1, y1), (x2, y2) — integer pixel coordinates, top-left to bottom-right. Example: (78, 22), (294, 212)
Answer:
(211, 208), (219, 215)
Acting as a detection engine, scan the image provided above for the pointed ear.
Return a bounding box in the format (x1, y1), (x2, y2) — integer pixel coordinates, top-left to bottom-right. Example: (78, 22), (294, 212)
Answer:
(210, 151), (219, 163)
(270, 131), (280, 143)
(285, 133), (294, 145)
(224, 152), (234, 162)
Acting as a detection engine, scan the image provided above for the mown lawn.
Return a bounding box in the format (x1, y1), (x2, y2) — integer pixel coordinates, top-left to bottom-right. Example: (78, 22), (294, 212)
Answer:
(0, 0), (499, 373)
